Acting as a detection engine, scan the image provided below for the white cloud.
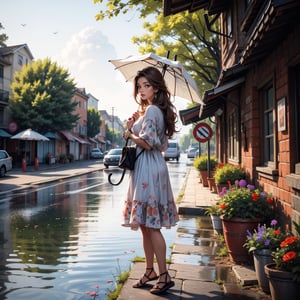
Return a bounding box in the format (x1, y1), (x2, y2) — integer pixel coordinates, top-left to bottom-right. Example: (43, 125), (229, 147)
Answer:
(53, 26), (136, 121)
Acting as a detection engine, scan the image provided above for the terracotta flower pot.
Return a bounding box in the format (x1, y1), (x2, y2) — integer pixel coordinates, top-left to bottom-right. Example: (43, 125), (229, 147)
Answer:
(207, 177), (216, 192)
(221, 216), (264, 264)
(265, 263), (300, 300)
(199, 170), (208, 187)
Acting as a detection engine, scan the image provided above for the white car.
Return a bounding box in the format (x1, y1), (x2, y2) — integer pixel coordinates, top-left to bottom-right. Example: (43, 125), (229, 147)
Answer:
(163, 141), (180, 161)
(90, 148), (104, 159)
(0, 150), (12, 177)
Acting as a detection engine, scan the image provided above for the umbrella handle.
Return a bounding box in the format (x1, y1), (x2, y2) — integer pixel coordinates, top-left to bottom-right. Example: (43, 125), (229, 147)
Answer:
(108, 169), (126, 186)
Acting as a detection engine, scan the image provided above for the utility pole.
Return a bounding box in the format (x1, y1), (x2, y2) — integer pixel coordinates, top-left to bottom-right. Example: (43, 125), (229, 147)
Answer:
(112, 107), (114, 146)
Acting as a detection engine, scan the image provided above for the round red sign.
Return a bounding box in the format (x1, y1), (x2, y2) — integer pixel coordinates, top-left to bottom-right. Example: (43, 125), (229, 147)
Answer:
(8, 121), (18, 133)
(193, 122), (213, 143)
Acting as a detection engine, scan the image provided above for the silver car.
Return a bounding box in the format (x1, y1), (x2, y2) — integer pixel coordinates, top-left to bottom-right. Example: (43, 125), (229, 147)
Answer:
(0, 150), (12, 177)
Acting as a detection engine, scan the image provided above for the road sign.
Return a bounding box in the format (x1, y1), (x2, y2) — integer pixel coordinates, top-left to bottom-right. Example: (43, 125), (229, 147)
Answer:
(193, 122), (213, 143)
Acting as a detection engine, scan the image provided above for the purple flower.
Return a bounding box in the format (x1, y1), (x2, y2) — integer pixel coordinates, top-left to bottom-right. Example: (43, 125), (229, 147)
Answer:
(247, 184), (255, 190)
(264, 239), (270, 246)
(246, 230), (253, 239)
(271, 219), (278, 226)
(260, 192), (267, 198)
(239, 179), (247, 187)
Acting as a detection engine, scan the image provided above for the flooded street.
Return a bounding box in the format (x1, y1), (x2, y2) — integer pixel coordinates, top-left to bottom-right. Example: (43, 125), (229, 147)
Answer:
(0, 161), (188, 300)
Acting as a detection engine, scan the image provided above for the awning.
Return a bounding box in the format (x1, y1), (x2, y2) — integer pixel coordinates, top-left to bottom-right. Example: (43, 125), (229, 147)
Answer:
(179, 77), (245, 124)
(44, 132), (61, 139)
(60, 131), (91, 144)
(199, 77), (245, 119)
(73, 134), (90, 144)
(205, 77), (245, 101)
(179, 105), (201, 126)
(0, 129), (12, 138)
(60, 130), (76, 142)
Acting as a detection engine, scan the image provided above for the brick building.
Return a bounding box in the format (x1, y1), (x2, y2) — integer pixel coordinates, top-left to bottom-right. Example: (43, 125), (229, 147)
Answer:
(164, 0), (300, 228)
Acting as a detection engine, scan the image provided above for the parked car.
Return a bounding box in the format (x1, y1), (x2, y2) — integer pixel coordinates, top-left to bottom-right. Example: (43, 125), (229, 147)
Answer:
(103, 148), (122, 168)
(187, 147), (198, 159)
(163, 141), (180, 161)
(90, 148), (104, 159)
(0, 150), (12, 177)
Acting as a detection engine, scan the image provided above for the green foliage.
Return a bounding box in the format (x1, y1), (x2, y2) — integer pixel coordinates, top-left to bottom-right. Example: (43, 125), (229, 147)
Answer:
(217, 180), (274, 219)
(9, 58), (79, 132)
(216, 234), (228, 257)
(205, 205), (222, 216)
(94, 1), (221, 95)
(193, 154), (217, 171)
(0, 22), (8, 47)
(213, 163), (245, 184)
(87, 107), (101, 137)
(106, 270), (130, 300)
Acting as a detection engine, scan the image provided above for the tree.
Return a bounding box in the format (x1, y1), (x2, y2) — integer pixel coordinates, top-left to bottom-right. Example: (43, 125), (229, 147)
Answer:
(10, 58), (79, 132)
(94, 0), (221, 95)
(0, 23), (8, 47)
(87, 107), (102, 138)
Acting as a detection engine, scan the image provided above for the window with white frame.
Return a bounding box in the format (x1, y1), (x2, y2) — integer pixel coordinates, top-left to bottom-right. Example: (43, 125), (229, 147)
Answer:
(263, 85), (275, 166)
(227, 108), (239, 161)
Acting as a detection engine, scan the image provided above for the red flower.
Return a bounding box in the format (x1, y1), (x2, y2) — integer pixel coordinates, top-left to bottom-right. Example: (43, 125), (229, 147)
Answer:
(280, 236), (298, 247)
(273, 230), (281, 235)
(220, 203), (226, 210)
(282, 251), (297, 262)
(267, 197), (273, 204)
(251, 193), (259, 202)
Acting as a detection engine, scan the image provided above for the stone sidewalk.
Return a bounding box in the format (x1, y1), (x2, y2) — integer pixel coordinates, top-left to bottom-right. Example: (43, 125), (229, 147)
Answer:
(117, 167), (271, 300)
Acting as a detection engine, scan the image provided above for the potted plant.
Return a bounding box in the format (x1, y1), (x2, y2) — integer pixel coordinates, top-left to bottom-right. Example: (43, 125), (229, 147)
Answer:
(264, 222), (300, 300)
(193, 154), (217, 187)
(244, 220), (285, 293)
(217, 179), (274, 263)
(205, 204), (223, 235)
(213, 163), (245, 194)
(59, 153), (68, 163)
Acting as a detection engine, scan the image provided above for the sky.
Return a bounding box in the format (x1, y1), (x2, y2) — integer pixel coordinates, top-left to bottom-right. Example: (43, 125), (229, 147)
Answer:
(1, 0), (192, 136)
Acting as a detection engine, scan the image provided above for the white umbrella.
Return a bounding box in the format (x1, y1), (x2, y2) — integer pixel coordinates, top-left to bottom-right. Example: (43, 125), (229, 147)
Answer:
(11, 129), (49, 141)
(109, 53), (203, 104)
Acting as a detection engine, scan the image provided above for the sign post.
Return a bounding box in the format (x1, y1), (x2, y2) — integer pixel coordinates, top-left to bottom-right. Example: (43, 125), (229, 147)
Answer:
(193, 123), (213, 177)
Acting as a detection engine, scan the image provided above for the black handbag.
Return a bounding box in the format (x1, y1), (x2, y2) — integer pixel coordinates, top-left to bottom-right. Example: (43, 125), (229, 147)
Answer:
(108, 138), (144, 186)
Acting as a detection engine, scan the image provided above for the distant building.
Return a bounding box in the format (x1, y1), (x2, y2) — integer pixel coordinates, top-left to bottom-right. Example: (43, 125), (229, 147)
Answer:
(0, 44), (33, 132)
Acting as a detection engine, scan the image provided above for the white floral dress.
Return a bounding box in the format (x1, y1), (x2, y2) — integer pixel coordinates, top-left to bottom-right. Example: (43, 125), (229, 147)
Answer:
(122, 105), (179, 229)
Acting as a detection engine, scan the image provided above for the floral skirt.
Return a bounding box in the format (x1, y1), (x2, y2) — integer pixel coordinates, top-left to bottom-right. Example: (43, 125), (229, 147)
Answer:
(122, 150), (179, 229)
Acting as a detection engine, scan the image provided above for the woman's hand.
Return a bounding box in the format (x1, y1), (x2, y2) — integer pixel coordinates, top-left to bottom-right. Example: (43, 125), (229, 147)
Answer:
(126, 111), (139, 129)
(123, 130), (131, 140)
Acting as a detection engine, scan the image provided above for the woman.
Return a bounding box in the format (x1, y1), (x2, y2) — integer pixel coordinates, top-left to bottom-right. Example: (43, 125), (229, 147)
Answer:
(122, 66), (179, 295)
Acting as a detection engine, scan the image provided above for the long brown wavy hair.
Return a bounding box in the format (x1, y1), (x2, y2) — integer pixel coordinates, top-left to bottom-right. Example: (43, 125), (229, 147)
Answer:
(133, 66), (178, 138)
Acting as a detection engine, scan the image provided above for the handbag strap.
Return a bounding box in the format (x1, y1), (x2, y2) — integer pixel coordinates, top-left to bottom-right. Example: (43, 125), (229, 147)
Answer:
(125, 138), (145, 161)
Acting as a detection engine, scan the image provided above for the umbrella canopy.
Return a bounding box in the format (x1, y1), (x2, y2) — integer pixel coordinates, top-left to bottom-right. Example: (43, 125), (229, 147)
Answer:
(10, 129), (49, 141)
(109, 53), (203, 104)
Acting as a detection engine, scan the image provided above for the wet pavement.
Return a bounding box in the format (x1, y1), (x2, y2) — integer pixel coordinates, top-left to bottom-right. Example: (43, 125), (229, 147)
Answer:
(118, 167), (272, 300)
(0, 161), (272, 299)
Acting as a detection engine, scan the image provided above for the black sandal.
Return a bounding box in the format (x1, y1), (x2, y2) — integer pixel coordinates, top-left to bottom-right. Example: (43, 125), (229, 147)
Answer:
(132, 267), (159, 288)
(150, 271), (174, 294)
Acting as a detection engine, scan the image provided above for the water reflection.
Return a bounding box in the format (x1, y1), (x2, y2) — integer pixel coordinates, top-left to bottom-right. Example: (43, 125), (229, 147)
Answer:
(0, 167), (184, 300)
